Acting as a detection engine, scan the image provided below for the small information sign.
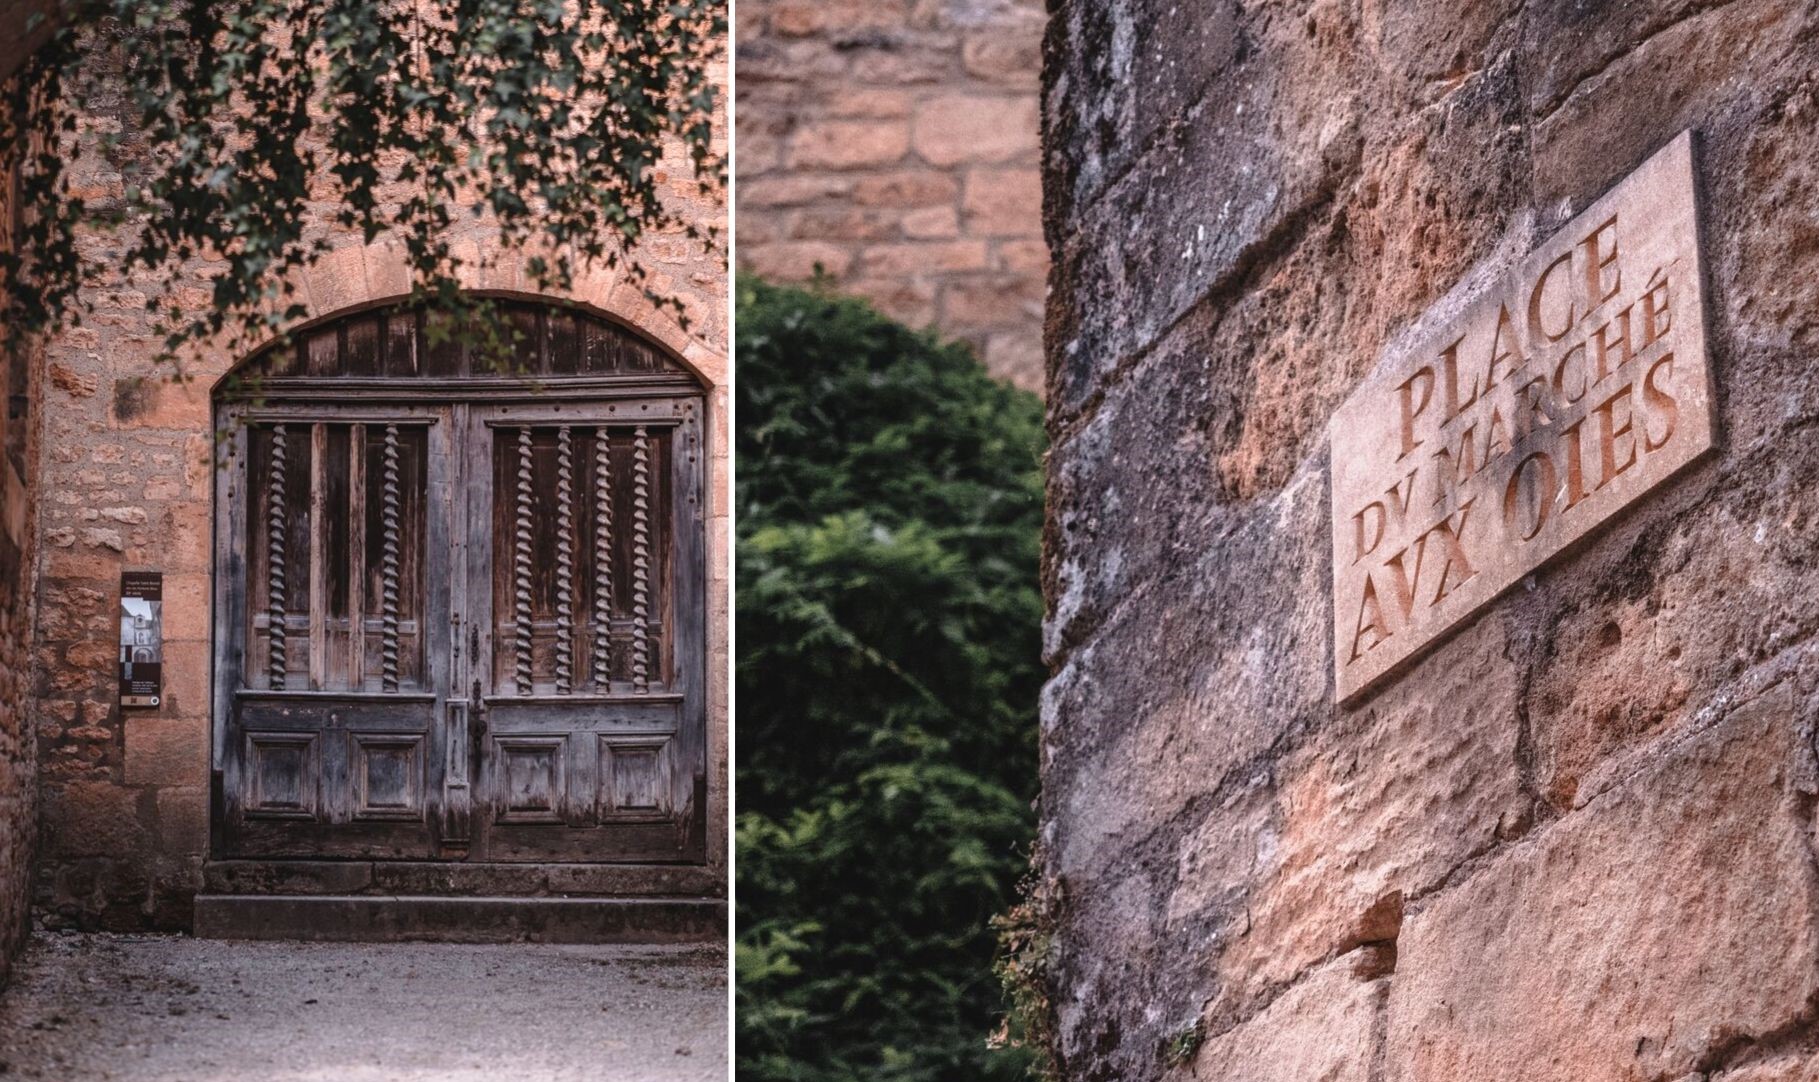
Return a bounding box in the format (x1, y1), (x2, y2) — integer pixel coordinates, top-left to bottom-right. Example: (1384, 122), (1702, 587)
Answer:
(119, 571), (164, 709)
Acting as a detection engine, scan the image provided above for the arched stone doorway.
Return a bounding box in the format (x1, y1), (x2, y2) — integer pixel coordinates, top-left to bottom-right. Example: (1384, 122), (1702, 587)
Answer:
(209, 298), (709, 876)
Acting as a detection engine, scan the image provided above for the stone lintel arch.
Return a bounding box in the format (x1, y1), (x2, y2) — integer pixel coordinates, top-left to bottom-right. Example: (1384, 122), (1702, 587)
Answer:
(213, 291), (710, 405)
(223, 235), (725, 392)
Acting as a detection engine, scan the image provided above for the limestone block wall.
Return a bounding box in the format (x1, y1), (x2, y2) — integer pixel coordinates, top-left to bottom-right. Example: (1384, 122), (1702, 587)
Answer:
(736, 0), (1046, 391)
(30, 60), (729, 932)
(1038, 2), (1819, 1080)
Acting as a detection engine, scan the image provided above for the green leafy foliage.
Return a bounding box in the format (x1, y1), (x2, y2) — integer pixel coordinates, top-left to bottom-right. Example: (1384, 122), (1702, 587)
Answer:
(0, 0), (723, 363)
(736, 279), (1046, 1082)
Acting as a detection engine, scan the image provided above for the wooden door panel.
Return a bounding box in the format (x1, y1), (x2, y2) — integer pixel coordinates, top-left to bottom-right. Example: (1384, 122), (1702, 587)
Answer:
(487, 424), (674, 695)
(214, 393), (706, 867)
(221, 693), (440, 858)
(469, 400), (706, 863)
(218, 408), (450, 861)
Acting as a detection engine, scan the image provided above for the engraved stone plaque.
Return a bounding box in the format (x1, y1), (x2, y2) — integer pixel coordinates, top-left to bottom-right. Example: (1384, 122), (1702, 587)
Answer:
(1331, 131), (1714, 703)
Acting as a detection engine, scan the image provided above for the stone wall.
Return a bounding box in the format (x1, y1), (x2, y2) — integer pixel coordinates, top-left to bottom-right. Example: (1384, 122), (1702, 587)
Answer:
(1038, 2), (1819, 1081)
(30, 59), (729, 931)
(0, 130), (41, 982)
(736, 0), (1046, 391)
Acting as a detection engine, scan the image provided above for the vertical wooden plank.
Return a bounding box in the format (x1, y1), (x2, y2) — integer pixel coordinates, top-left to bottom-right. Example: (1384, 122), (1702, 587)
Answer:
(309, 423), (328, 691)
(381, 423), (403, 693)
(461, 406), (494, 855)
(554, 424), (575, 695)
(348, 423), (366, 690)
(670, 401), (708, 827)
(215, 406), (249, 837)
(426, 405), (463, 853)
(513, 425), (535, 694)
(630, 424), (652, 694)
(592, 429), (614, 689)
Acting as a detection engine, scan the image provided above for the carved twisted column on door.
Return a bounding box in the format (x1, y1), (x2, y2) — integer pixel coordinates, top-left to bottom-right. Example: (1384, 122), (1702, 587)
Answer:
(267, 424), (288, 689)
(554, 424), (576, 695)
(380, 422), (403, 692)
(592, 429), (615, 688)
(513, 425), (536, 693)
(630, 425), (651, 694)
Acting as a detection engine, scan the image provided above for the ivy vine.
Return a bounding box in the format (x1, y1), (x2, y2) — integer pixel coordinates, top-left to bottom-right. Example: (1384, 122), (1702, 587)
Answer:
(0, 0), (724, 368)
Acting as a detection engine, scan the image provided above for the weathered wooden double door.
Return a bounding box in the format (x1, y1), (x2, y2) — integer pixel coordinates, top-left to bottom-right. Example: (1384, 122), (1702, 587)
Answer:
(211, 303), (707, 865)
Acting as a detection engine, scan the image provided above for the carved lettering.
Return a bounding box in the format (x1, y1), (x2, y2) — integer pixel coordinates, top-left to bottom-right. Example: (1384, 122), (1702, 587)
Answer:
(1580, 213), (1622, 314)
(1504, 450), (1557, 542)
(1591, 305), (1635, 382)
(1349, 574), (1391, 662)
(1640, 268), (1673, 349)
(1484, 304), (1523, 391)
(1641, 353), (1679, 452)
(1592, 381), (1638, 491)
(1438, 335), (1478, 425)
(1528, 249), (1577, 343)
(1329, 132), (1714, 702)
(1397, 365), (1436, 459)
(1429, 423), (1482, 506)
(1551, 341), (1589, 405)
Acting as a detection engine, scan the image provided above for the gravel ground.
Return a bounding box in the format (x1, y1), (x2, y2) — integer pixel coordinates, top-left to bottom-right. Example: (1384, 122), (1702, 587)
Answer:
(0, 930), (727, 1081)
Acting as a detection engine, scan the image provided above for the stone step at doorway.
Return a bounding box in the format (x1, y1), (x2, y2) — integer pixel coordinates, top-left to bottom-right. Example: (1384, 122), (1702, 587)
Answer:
(194, 894), (724, 944)
(195, 860), (725, 944)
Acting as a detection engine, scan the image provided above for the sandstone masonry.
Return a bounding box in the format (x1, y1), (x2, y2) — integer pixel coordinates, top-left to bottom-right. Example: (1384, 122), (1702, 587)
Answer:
(736, 0), (1046, 391)
(1039, 2), (1819, 1080)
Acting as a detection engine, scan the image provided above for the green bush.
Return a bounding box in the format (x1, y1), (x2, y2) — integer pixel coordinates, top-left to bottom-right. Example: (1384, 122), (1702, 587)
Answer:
(735, 279), (1046, 1082)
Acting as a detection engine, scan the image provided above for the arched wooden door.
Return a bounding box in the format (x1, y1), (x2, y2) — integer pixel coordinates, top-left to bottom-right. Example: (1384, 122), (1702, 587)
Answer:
(211, 301), (708, 865)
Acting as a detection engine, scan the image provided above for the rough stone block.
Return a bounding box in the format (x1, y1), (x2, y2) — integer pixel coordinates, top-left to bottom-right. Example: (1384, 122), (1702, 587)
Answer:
(900, 205), (959, 240)
(125, 717), (208, 788)
(790, 119), (911, 170)
(737, 174), (855, 209)
(961, 26), (1043, 83)
(156, 642), (211, 718)
(1044, 0), (1246, 211)
(851, 170), (957, 208)
(1527, 1), (1815, 208)
(1041, 456), (1330, 885)
(739, 241), (854, 281)
(962, 167), (1042, 236)
(1384, 683), (1819, 1082)
(157, 572), (211, 644)
(847, 277), (937, 327)
(858, 240), (988, 277)
(1190, 956), (1386, 1082)
(786, 206), (891, 243)
(155, 786), (209, 856)
(941, 274), (1042, 330)
(911, 95), (1039, 167)
(1211, 616), (1529, 1021)
(1718, 1052), (1819, 1082)
(45, 782), (148, 858)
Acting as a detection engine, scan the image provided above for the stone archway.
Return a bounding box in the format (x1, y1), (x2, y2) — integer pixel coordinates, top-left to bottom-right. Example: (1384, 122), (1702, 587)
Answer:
(198, 297), (718, 938)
